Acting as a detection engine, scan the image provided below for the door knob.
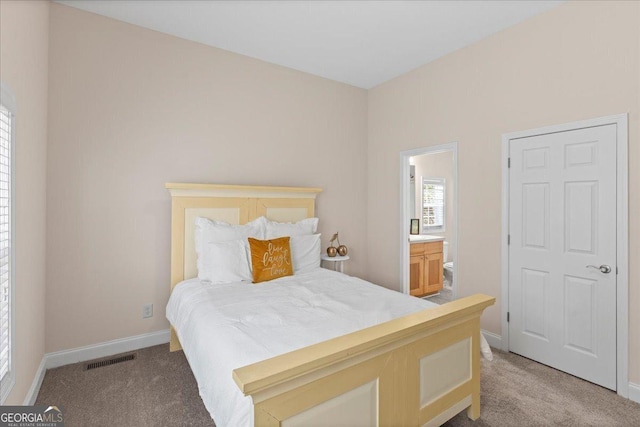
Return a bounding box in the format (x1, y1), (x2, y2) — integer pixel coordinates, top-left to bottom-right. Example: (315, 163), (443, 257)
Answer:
(586, 265), (612, 274)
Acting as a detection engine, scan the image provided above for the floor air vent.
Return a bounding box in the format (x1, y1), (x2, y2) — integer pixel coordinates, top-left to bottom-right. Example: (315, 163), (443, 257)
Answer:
(86, 353), (136, 370)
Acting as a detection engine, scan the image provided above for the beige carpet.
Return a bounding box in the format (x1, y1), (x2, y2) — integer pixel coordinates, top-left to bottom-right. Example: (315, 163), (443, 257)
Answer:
(36, 344), (212, 426)
(443, 349), (640, 427)
(36, 344), (640, 426)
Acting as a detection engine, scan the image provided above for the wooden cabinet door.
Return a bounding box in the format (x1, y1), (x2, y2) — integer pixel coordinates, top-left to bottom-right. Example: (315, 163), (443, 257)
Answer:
(424, 252), (443, 294)
(409, 255), (424, 296)
(424, 241), (443, 255)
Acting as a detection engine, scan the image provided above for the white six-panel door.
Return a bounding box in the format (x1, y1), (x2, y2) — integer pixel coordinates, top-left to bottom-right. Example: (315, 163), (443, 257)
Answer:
(508, 124), (617, 390)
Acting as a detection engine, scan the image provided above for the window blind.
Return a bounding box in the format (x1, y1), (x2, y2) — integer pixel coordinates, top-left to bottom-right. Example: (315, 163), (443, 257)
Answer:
(422, 178), (445, 231)
(0, 104), (11, 385)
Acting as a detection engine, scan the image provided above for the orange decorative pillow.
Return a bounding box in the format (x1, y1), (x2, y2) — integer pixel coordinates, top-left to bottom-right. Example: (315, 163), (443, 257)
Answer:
(248, 237), (294, 283)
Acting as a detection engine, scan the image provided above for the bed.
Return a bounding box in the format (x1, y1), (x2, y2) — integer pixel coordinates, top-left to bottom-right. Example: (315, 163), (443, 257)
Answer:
(165, 182), (495, 427)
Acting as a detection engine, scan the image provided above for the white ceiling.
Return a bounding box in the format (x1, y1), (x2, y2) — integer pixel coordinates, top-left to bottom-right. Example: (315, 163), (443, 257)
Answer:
(56, 0), (564, 89)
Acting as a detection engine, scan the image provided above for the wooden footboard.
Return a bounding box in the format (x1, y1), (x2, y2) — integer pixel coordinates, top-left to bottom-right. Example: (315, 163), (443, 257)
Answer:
(233, 294), (495, 427)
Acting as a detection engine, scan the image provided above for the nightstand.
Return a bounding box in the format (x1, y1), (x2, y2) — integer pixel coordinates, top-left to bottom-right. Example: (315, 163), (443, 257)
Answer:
(321, 254), (350, 273)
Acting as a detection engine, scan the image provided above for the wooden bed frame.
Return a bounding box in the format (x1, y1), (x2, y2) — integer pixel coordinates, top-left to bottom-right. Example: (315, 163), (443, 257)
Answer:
(167, 182), (495, 427)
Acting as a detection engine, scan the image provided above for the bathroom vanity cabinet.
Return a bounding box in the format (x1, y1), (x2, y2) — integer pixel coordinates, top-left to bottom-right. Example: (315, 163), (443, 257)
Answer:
(409, 240), (443, 297)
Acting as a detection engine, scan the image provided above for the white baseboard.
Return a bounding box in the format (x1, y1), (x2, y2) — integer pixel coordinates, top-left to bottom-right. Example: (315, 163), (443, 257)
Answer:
(45, 329), (170, 369)
(481, 329), (502, 349)
(629, 382), (640, 404)
(23, 357), (47, 405)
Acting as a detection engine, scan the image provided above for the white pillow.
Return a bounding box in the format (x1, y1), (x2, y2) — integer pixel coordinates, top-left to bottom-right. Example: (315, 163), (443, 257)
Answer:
(194, 216), (265, 275)
(265, 217), (319, 239)
(290, 234), (321, 274)
(198, 239), (252, 283)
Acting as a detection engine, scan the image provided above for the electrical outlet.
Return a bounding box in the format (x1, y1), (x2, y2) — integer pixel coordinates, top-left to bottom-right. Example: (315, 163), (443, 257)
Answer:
(142, 303), (153, 319)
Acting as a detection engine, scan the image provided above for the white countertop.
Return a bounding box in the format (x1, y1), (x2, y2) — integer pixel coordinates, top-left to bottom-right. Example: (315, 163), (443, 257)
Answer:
(408, 234), (445, 243)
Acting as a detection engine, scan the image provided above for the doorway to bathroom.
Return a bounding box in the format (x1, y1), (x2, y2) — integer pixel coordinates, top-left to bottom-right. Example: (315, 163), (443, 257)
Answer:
(400, 143), (458, 303)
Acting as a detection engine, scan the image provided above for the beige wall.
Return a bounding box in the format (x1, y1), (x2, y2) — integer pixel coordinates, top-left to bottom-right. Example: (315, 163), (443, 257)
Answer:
(45, 4), (368, 352)
(412, 151), (455, 261)
(0, 0), (49, 404)
(367, 0), (640, 383)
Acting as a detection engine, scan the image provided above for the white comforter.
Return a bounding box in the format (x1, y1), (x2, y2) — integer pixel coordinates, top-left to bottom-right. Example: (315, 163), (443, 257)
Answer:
(166, 269), (443, 427)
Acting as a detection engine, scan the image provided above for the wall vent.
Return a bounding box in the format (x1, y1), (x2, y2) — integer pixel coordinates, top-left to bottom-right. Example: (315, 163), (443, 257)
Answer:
(85, 353), (136, 370)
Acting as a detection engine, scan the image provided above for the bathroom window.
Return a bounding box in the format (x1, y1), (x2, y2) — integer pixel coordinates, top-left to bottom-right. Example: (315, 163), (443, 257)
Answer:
(422, 178), (445, 232)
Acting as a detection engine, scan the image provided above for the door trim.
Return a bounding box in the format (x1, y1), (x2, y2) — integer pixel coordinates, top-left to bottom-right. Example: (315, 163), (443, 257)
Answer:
(500, 114), (629, 397)
(399, 142), (458, 299)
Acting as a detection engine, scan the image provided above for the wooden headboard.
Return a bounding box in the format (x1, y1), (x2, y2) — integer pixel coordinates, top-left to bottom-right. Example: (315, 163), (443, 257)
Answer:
(166, 182), (322, 350)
